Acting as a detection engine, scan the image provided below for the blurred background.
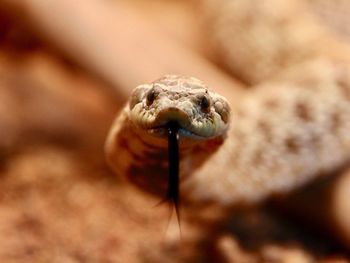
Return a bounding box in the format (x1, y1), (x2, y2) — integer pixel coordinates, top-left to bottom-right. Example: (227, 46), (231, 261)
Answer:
(1, 0), (350, 262)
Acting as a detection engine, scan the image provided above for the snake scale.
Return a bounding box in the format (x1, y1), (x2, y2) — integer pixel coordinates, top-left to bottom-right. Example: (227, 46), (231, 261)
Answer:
(105, 60), (350, 207)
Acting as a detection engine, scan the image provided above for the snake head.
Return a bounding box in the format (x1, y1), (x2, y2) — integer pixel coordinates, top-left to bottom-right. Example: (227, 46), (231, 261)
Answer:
(128, 75), (231, 139)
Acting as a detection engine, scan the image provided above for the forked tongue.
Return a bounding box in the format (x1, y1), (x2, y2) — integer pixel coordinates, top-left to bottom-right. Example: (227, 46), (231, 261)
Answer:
(167, 121), (181, 226)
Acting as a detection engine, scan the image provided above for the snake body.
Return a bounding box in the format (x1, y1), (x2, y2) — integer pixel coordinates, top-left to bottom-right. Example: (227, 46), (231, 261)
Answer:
(204, 0), (350, 85)
(106, 61), (350, 206)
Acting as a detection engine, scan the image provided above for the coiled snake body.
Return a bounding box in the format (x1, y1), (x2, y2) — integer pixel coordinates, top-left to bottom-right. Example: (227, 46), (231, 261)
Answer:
(106, 63), (350, 206)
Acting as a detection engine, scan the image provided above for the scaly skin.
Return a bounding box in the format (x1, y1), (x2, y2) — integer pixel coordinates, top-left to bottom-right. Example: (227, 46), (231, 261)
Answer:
(106, 60), (350, 207)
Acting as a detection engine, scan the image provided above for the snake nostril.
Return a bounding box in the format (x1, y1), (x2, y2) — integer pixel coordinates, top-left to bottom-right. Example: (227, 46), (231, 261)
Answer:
(146, 89), (157, 106)
(199, 95), (210, 113)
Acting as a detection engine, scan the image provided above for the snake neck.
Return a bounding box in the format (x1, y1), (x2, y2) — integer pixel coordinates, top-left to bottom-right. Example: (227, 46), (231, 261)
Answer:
(105, 108), (226, 197)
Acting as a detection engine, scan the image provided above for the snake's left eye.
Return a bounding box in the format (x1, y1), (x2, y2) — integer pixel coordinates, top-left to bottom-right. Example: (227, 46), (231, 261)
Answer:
(199, 96), (210, 113)
(146, 89), (157, 106)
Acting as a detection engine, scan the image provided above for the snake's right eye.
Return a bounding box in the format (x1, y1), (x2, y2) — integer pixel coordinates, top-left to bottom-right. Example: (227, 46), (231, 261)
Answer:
(146, 89), (157, 106)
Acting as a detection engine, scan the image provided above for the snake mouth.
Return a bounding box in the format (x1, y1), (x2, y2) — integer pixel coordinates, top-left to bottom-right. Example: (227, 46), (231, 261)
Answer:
(145, 107), (205, 139)
(147, 125), (205, 139)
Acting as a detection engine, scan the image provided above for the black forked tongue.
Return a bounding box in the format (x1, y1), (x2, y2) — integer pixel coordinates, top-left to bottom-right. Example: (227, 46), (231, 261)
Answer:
(166, 121), (181, 227)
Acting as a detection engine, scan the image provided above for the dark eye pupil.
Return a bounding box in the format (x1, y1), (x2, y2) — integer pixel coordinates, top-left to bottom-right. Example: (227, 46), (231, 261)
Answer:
(146, 90), (156, 106)
(200, 96), (210, 110)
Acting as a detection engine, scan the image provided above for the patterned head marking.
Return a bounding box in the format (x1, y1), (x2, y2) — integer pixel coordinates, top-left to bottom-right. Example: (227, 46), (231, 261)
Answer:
(128, 75), (231, 139)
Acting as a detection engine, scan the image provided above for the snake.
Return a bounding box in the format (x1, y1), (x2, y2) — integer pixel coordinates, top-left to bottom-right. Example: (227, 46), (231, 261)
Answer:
(101, 2), (350, 261)
(105, 63), (350, 207)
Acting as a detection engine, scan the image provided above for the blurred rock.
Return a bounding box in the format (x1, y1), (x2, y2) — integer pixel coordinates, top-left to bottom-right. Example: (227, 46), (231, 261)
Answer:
(0, 51), (119, 157)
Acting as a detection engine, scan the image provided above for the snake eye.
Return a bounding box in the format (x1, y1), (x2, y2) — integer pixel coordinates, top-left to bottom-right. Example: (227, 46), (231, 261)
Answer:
(146, 89), (157, 106)
(199, 96), (210, 113)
